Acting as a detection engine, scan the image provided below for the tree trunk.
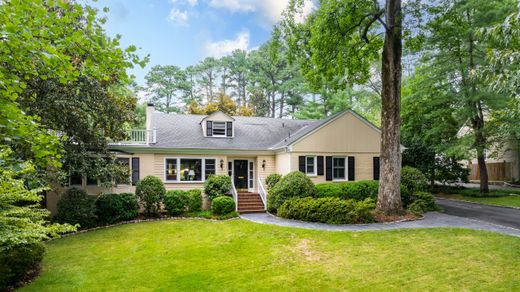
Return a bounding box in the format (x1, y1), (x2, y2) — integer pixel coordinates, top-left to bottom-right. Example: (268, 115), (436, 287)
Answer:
(376, 0), (403, 214)
(472, 111), (489, 193)
(279, 91), (285, 118)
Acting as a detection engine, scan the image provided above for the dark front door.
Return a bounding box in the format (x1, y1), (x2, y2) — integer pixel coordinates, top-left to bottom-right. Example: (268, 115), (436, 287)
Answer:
(233, 160), (248, 191)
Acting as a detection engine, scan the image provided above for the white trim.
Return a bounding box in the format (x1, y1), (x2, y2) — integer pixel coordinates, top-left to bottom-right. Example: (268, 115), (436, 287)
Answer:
(163, 157), (217, 183)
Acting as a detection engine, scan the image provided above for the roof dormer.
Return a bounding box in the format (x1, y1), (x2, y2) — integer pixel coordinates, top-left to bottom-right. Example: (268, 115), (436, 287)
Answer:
(201, 111), (235, 138)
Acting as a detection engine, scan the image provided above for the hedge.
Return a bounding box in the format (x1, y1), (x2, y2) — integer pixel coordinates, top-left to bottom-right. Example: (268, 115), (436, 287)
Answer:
(95, 193), (139, 224)
(55, 187), (97, 228)
(204, 175), (231, 200)
(277, 197), (376, 224)
(407, 192), (439, 214)
(0, 243), (45, 290)
(267, 171), (315, 213)
(265, 173), (282, 189)
(135, 176), (166, 217)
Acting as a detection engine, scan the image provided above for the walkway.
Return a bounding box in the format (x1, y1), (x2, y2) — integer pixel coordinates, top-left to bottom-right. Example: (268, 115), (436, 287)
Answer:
(240, 212), (520, 237)
(436, 198), (520, 229)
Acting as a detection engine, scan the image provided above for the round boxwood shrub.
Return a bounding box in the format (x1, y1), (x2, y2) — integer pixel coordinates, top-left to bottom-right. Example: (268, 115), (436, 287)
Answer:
(95, 193), (139, 224)
(211, 196), (235, 215)
(314, 183), (345, 198)
(278, 197), (375, 224)
(408, 191), (439, 215)
(135, 176), (166, 217)
(0, 243), (45, 290)
(204, 175), (231, 200)
(55, 187), (97, 228)
(186, 189), (202, 212)
(342, 180), (379, 201)
(267, 171), (315, 213)
(164, 190), (188, 215)
(401, 166), (428, 204)
(265, 173), (282, 189)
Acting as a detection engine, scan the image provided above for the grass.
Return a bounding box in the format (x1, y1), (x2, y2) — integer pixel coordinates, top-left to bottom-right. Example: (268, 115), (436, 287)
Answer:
(437, 193), (520, 208)
(23, 220), (520, 291)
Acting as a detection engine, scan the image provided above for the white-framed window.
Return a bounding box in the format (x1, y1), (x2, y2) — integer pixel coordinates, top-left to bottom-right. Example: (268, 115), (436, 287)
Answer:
(332, 157), (346, 180)
(212, 122), (226, 136)
(164, 158), (216, 183)
(115, 157), (131, 185)
(305, 156), (316, 176)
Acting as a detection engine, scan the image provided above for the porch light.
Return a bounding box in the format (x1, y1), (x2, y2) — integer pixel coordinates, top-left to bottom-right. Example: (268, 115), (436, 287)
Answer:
(220, 159), (224, 169)
(262, 160), (266, 170)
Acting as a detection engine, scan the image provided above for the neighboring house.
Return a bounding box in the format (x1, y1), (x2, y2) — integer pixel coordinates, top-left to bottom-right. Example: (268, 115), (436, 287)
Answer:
(46, 104), (384, 213)
(458, 125), (520, 183)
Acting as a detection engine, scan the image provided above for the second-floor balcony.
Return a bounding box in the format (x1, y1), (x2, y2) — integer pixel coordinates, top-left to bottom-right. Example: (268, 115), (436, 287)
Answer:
(110, 129), (156, 145)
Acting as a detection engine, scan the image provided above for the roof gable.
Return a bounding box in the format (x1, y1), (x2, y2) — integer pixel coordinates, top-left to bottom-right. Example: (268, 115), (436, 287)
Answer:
(200, 111), (235, 123)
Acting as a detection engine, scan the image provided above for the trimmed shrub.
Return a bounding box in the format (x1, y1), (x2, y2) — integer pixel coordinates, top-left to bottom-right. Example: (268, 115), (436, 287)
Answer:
(265, 173), (282, 189)
(164, 190), (188, 215)
(408, 191), (439, 214)
(278, 197), (376, 224)
(0, 243), (45, 289)
(401, 166), (428, 197)
(212, 196), (235, 215)
(314, 183), (344, 198)
(186, 189), (202, 212)
(135, 176), (166, 217)
(267, 171), (315, 213)
(342, 180), (379, 201)
(55, 187), (96, 228)
(204, 175), (231, 200)
(95, 193), (139, 224)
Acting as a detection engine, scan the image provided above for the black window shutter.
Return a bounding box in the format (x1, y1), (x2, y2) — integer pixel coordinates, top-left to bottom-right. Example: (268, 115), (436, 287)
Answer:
(298, 156), (306, 173)
(373, 157), (380, 180)
(325, 156), (332, 181)
(226, 121), (233, 137)
(348, 156), (355, 181)
(131, 157), (140, 185)
(317, 156), (324, 175)
(206, 121), (213, 136)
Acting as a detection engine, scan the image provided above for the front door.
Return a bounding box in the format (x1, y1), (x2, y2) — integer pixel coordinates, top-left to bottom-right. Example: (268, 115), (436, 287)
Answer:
(233, 160), (248, 191)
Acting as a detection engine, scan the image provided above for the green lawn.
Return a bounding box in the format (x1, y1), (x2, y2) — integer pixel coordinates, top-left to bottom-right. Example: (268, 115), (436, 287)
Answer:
(23, 220), (520, 291)
(438, 194), (520, 208)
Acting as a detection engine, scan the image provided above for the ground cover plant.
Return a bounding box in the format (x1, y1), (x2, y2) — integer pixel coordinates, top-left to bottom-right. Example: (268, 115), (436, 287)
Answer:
(22, 220), (520, 291)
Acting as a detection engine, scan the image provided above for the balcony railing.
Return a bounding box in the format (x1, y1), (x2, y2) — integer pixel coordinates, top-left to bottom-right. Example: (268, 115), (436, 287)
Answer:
(110, 129), (156, 145)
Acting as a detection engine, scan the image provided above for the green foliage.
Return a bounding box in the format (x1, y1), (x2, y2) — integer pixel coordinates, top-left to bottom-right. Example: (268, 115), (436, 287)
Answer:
(401, 167), (428, 198)
(186, 189), (203, 212)
(164, 189), (203, 216)
(0, 243), (45, 290)
(0, 148), (75, 252)
(267, 171), (315, 213)
(314, 183), (344, 198)
(95, 193), (139, 225)
(135, 176), (166, 217)
(56, 188), (97, 228)
(265, 173), (282, 189)
(204, 175), (231, 201)
(145, 65), (186, 113)
(407, 192), (439, 215)
(278, 197), (376, 224)
(211, 196), (236, 215)
(342, 180), (380, 201)
(164, 190), (189, 216)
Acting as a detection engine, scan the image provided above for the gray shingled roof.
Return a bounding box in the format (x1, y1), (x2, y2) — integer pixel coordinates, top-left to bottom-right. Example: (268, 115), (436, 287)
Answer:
(150, 112), (322, 150)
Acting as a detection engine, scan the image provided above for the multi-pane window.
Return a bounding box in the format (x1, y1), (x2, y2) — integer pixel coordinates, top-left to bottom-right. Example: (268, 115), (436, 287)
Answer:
(165, 158), (215, 182)
(165, 158), (177, 181)
(212, 122), (226, 136)
(305, 156), (316, 175)
(249, 161), (254, 188)
(205, 159), (216, 179)
(180, 159), (202, 181)
(333, 157), (346, 180)
(70, 172), (82, 186)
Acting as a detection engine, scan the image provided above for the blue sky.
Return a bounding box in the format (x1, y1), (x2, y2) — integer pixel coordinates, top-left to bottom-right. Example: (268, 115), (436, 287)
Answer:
(91, 0), (315, 86)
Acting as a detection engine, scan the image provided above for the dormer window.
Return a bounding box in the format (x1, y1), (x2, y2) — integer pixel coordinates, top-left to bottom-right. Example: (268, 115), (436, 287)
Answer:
(202, 111), (235, 138)
(206, 121), (233, 137)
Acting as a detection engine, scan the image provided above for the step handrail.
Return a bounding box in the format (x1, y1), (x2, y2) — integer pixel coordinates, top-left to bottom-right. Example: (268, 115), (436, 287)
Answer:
(230, 180), (238, 212)
(257, 177), (267, 211)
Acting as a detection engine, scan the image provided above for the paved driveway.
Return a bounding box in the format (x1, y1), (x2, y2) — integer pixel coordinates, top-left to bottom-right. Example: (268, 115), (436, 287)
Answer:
(436, 198), (520, 229)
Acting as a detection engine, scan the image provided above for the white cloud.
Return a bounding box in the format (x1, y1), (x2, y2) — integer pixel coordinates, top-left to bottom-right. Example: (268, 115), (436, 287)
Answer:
(204, 31), (250, 58)
(208, 0), (316, 25)
(170, 0), (198, 6)
(168, 8), (189, 26)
